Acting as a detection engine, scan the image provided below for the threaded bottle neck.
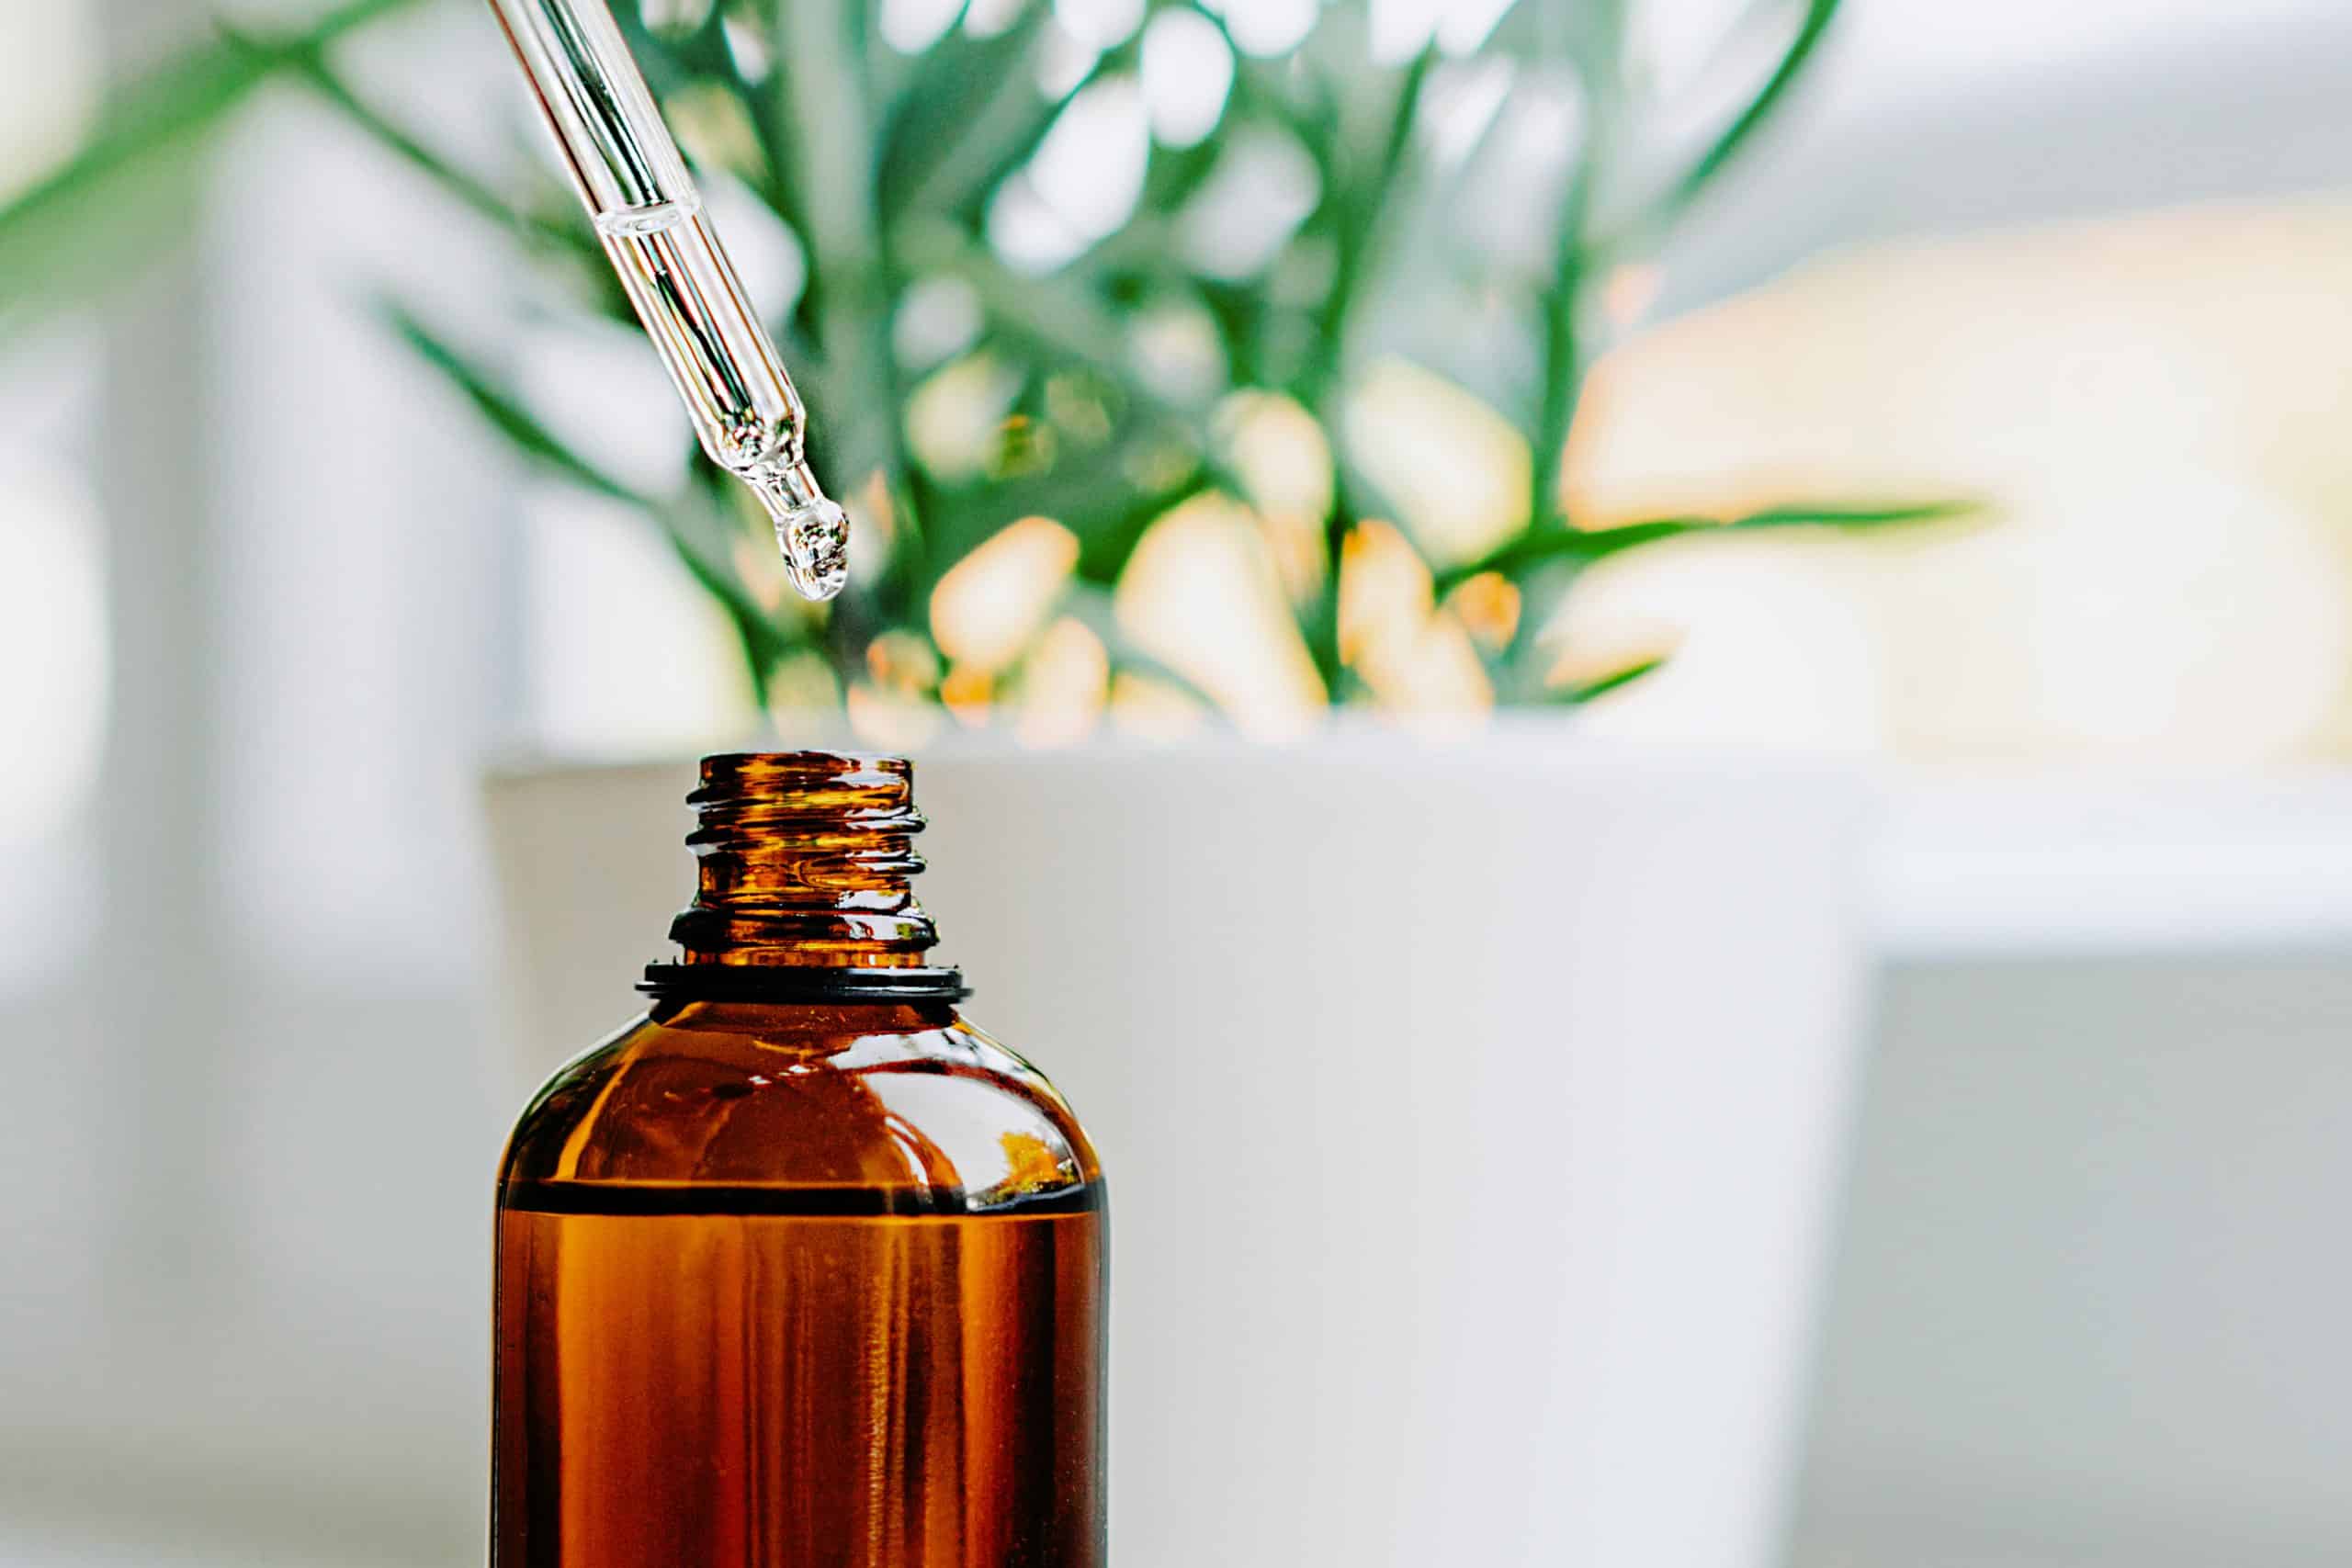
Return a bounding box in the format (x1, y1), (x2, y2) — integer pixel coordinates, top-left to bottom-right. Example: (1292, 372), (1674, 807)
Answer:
(667, 752), (941, 969)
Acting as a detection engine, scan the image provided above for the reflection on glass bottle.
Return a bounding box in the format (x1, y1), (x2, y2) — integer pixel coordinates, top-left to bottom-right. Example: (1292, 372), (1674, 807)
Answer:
(492, 753), (1105, 1567)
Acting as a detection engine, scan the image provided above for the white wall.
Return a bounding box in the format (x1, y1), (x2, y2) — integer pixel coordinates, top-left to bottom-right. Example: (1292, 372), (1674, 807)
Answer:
(1799, 953), (2352, 1566)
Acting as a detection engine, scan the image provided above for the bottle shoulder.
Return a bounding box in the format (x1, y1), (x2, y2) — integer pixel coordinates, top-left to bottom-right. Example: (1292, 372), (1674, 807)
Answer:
(499, 998), (1099, 1208)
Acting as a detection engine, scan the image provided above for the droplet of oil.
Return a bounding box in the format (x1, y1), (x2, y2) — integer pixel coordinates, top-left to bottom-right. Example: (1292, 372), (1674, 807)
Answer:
(738, 463), (850, 602)
(773, 496), (850, 603)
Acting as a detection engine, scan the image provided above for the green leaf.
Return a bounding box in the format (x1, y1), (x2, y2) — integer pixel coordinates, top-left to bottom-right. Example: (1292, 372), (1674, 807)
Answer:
(1223, 43), (1340, 183)
(875, 3), (1046, 220)
(380, 298), (790, 691)
(0, 0), (422, 347)
(606, 0), (735, 94)
(1192, 276), (1269, 390)
(773, 0), (899, 473)
(611, 1), (816, 243)
(775, 0), (884, 266)
(1706, 499), (1980, 529)
(1476, 0), (1631, 78)
(1439, 499), (1978, 589)
(1136, 135), (1224, 219)
(1300, 41), (1434, 410)
(607, 2), (806, 233)
(935, 28), (1139, 234)
(380, 300), (645, 505)
(1068, 467), (1217, 587)
(232, 28), (596, 259)
(1652, 0), (1841, 227)
(1551, 652), (1667, 705)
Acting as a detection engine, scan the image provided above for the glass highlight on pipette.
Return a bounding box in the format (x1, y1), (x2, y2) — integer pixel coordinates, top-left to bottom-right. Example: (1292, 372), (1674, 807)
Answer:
(487, 0), (849, 601)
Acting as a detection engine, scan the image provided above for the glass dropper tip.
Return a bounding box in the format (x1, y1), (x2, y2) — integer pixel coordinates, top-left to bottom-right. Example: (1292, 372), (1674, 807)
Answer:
(743, 462), (850, 602)
(484, 0), (854, 601)
(775, 497), (850, 603)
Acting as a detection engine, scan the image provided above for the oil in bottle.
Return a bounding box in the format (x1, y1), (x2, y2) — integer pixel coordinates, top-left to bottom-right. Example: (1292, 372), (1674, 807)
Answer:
(492, 753), (1105, 1566)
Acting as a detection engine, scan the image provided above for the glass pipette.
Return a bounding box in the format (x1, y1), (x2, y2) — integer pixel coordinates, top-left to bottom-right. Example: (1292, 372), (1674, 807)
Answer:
(486, 0), (849, 600)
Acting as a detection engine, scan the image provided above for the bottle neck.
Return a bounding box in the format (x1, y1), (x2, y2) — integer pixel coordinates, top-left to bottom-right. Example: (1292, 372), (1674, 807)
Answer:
(665, 752), (942, 969)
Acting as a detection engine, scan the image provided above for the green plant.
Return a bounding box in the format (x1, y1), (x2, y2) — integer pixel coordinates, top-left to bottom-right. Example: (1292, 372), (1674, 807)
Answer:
(0, 0), (1962, 731)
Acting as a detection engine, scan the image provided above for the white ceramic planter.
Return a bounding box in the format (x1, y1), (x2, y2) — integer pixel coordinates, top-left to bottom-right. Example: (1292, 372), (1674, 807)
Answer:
(484, 727), (1872, 1568)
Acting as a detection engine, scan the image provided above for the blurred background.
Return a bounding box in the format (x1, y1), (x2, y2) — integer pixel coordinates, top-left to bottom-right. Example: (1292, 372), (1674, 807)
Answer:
(6, 0), (2352, 1562)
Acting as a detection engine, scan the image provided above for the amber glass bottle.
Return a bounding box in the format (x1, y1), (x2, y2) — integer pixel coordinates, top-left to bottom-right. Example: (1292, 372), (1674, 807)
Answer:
(492, 752), (1104, 1568)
